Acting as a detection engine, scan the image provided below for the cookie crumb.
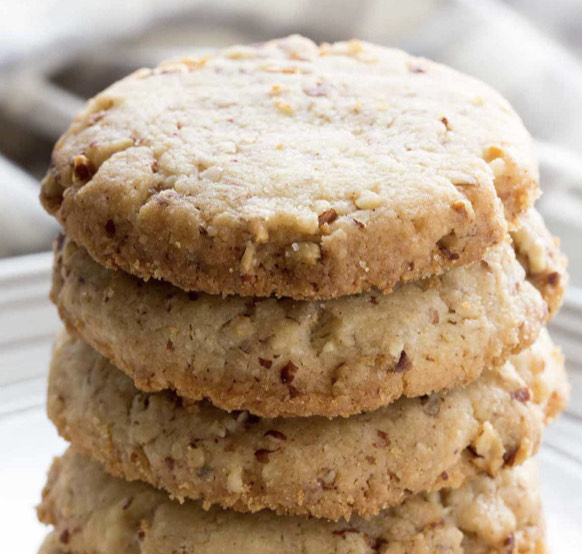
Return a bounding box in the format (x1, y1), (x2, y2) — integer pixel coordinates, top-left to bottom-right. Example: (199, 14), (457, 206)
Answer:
(59, 530), (70, 544)
(164, 457), (175, 470)
(394, 351), (412, 373)
(281, 361), (298, 384)
(264, 429), (287, 441)
(318, 209), (338, 226)
(72, 155), (95, 183)
(105, 219), (116, 238)
(254, 449), (275, 463)
(511, 388), (531, 403)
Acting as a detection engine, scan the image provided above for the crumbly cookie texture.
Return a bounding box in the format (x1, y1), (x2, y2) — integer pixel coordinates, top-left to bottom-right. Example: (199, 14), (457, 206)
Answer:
(51, 233), (548, 418)
(511, 208), (568, 317)
(38, 452), (546, 554)
(47, 329), (567, 521)
(40, 35), (538, 299)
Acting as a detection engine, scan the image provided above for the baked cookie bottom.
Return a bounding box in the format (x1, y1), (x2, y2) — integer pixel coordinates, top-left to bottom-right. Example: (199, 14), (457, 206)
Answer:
(38, 451), (546, 554)
(47, 329), (567, 520)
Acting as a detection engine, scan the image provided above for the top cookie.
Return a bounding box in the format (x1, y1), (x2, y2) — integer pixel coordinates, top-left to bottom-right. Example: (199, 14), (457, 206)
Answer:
(41, 36), (537, 299)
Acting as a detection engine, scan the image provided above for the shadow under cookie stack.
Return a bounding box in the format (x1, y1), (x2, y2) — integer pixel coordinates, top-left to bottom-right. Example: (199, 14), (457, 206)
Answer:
(36, 36), (569, 553)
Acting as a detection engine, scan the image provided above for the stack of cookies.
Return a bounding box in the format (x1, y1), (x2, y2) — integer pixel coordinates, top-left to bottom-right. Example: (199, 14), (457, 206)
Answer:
(36, 36), (569, 553)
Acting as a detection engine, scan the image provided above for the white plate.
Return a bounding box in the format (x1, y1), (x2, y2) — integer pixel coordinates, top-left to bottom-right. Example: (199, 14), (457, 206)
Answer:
(1, 252), (581, 553)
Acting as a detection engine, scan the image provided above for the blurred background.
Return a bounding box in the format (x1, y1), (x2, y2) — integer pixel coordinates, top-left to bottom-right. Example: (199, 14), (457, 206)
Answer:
(1, 1), (582, 550)
(1, 0), (581, 279)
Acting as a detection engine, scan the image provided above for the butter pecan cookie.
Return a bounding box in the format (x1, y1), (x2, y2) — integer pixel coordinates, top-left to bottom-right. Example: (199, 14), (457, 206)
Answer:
(41, 36), (538, 299)
(47, 329), (567, 520)
(51, 232), (549, 417)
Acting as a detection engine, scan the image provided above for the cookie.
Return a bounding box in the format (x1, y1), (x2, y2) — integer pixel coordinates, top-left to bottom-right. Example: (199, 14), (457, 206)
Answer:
(47, 329), (567, 520)
(51, 233), (548, 418)
(38, 451), (546, 554)
(512, 208), (568, 317)
(40, 36), (538, 299)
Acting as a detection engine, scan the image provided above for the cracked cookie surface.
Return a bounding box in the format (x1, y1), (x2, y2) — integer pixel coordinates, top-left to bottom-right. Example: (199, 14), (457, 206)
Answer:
(40, 36), (538, 299)
(51, 231), (549, 417)
(47, 329), (567, 520)
(38, 451), (546, 554)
